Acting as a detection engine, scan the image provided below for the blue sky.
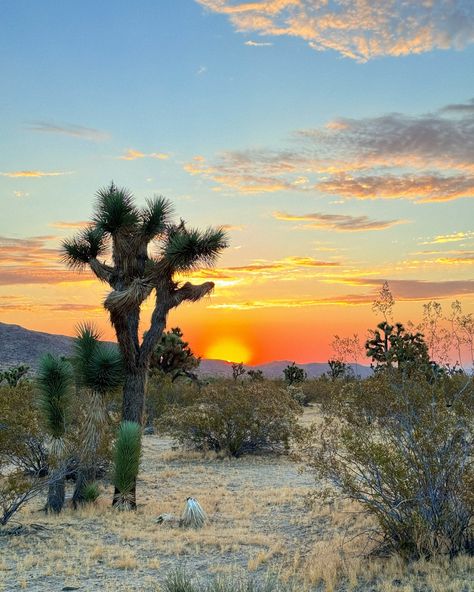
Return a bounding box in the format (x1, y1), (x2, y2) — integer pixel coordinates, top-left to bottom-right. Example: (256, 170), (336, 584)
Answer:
(1, 1), (473, 363)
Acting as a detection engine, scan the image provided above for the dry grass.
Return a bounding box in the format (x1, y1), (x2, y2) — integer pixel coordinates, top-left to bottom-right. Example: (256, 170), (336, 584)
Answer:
(0, 407), (473, 591)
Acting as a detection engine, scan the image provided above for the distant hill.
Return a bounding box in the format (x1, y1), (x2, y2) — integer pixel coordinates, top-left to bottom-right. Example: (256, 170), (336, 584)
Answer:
(199, 359), (371, 379)
(0, 322), (371, 378)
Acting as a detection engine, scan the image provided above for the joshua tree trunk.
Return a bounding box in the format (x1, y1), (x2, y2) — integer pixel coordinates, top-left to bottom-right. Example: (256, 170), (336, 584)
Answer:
(122, 367), (148, 424)
(46, 468), (66, 514)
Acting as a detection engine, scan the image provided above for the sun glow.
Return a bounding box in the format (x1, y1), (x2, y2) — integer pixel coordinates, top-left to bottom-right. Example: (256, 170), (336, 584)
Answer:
(205, 338), (252, 364)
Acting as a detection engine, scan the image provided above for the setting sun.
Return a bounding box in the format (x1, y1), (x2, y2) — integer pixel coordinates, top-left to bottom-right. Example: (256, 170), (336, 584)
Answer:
(205, 338), (252, 364)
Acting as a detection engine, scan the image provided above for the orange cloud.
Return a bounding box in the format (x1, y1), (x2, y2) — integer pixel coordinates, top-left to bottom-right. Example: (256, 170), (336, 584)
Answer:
(50, 221), (90, 229)
(184, 100), (474, 200)
(0, 170), (71, 178)
(273, 211), (405, 231)
(119, 149), (169, 161)
(197, 1), (474, 61)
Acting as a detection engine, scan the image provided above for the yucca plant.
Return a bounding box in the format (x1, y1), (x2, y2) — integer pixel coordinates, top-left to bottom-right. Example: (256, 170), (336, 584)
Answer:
(72, 323), (123, 506)
(36, 354), (73, 513)
(61, 183), (228, 504)
(112, 421), (142, 510)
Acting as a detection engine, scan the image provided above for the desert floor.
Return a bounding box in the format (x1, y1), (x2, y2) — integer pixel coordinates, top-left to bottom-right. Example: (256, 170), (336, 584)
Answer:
(1, 407), (473, 592)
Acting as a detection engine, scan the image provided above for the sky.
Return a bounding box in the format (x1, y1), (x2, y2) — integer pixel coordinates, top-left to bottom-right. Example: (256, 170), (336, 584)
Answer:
(1, 0), (474, 365)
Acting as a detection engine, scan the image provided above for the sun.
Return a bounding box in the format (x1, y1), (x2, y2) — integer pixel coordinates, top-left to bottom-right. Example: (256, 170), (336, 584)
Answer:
(205, 338), (252, 364)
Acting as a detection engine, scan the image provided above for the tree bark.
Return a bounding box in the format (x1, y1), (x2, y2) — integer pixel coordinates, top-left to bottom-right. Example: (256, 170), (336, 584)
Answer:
(46, 469), (65, 514)
(122, 367), (148, 424)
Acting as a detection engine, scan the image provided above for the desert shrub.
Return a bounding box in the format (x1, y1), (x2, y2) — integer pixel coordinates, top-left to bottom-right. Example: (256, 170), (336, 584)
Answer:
(82, 482), (100, 503)
(159, 380), (302, 457)
(0, 383), (46, 475)
(146, 373), (199, 423)
(161, 568), (290, 592)
(301, 370), (474, 560)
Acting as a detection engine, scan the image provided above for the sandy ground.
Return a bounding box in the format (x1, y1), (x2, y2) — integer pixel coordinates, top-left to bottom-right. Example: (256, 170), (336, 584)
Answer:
(1, 408), (473, 592)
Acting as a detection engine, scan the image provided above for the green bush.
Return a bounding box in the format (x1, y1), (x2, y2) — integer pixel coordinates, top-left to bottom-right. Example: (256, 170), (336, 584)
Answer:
(301, 370), (474, 560)
(161, 568), (290, 592)
(159, 380), (302, 457)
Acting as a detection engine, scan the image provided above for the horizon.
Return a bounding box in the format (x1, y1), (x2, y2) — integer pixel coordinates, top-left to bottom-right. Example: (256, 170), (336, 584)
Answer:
(1, 1), (474, 366)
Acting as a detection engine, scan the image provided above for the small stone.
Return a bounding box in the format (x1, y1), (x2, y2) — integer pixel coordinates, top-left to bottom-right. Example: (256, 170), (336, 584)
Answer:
(143, 426), (154, 435)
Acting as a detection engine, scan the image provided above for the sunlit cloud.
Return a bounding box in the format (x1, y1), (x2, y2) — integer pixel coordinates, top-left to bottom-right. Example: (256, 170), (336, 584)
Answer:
(119, 149), (170, 161)
(420, 231), (474, 245)
(50, 221), (90, 229)
(274, 211), (405, 232)
(221, 224), (245, 231)
(327, 278), (474, 300)
(197, 1), (474, 61)
(13, 191), (29, 198)
(27, 121), (109, 142)
(184, 99), (474, 202)
(0, 170), (72, 178)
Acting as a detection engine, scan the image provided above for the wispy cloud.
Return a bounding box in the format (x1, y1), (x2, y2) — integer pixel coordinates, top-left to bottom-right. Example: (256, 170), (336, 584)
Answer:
(50, 221), (90, 230)
(13, 191), (29, 198)
(119, 149), (170, 161)
(184, 100), (474, 202)
(327, 278), (474, 300)
(27, 121), (109, 142)
(273, 211), (405, 232)
(197, 0), (474, 61)
(244, 40), (273, 47)
(420, 231), (474, 245)
(0, 170), (72, 178)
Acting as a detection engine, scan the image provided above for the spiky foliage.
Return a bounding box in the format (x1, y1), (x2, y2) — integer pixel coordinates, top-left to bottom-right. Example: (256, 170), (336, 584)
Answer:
(61, 226), (107, 271)
(162, 226), (228, 272)
(94, 183), (139, 234)
(140, 195), (174, 240)
(112, 421), (142, 509)
(36, 354), (73, 443)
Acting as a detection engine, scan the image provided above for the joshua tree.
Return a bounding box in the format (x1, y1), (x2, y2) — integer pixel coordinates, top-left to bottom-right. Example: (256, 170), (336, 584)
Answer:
(72, 323), (123, 507)
(36, 354), (74, 513)
(283, 362), (306, 385)
(149, 327), (199, 382)
(231, 362), (246, 381)
(62, 184), (227, 422)
(62, 183), (227, 503)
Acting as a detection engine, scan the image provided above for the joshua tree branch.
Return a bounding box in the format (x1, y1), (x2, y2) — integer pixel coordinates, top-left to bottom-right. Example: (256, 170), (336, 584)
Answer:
(139, 299), (169, 365)
(89, 258), (114, 284)
(170, 281), (214, 309)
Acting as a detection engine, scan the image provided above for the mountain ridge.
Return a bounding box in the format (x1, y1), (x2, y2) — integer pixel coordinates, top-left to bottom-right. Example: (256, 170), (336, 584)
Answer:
(0, 322), (371, 378)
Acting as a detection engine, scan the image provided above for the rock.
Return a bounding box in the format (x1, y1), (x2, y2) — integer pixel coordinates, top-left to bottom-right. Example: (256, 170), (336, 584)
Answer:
(143, 426), (154, 435)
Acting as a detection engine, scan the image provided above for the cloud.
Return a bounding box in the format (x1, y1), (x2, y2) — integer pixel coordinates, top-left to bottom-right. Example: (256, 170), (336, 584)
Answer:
(208, 294), (373, 310)
(221, 224), (245, 231)
(197, 0), (474, 61)
(119, 149), (170, 161)
(184, 100), (474, 202)
(244, 40), (273, 46)
(27, 121), (109, 142)
(0, 235), (92, 285)
(328, 278), (474, 300)
(196, 65), (207, 75)
(13, 191), (29, 198)
(0, 170), (71, 178)
(273, 211), (405, 232)
(50, 221), (90, 229)
(420, 231), (474, 245)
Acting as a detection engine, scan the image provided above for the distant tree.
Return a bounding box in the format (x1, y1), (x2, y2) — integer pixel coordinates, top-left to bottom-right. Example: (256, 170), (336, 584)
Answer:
(327, 359), (351, 381)
(247, 368), (264, 381)
(61, 183), (228, 505)
(283, 362), (306, 385)
(149, 327), (199, 381)
(365, 321), (431, 373)
(231, 362), (246, 382)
